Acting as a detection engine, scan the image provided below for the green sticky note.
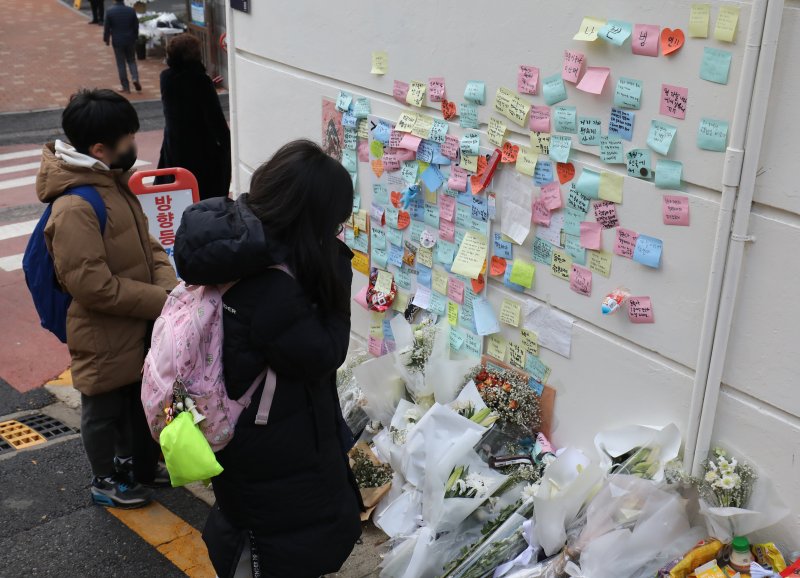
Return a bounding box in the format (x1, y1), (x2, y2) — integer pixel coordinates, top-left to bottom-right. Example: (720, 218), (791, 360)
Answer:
(614, 77), (642, 109)
(575, 168), (601, 199)
(600, 135), (625, 163)
(542, 73), (568, 105)
(700, 47), (732, 85)
(459, 103), (479, 128)
(578, 117), (602, 146)
(549, 135), (572, 163)
(464, 80), (486, 105)
(655, 160), (683, 189)
(627, 148), (652, 179)
(564, 234), (586, 265)
(647, 120), (678, 156)
(554, 106), (577, 133)
(532, 238), (554, 265)
(509, 259), (535, 289)
(598, 20), (632, 46)
(698, 118), (729, 151)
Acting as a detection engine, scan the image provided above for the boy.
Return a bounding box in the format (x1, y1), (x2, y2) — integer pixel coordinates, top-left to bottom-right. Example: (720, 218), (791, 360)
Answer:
(36, 89), (178, 508)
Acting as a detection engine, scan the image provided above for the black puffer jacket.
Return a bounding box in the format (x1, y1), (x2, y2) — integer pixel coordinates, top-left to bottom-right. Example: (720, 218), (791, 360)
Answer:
(174, 195), (362, 578)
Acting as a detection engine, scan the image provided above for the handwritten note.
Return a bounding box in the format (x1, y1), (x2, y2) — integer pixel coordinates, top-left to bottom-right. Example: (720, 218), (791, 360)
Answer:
(371, 51), (388, 75)
(689, 4), (710, 38)
(578, 117), (602, 146)
(406, 81), (426, 107)
(562, 50), (585, 83)
(459, 103), (479, 129)
(647, 120), (677, 155)
(515, 146), (539, 177)
(499, 299), (522, 327)
(530, 105), (550, 132)
(428, 77), (446, 102)
(600, 136), (625, 164)
(627, 148), (652, 179)
(393, 81), (410, 104)
(518, 65), (539, 95)
(655, 160), (683, 190)
(464, 81), (486, 105)
(588, 250), (612, 277)
(473, 297), (500, 336)
(487, 334), (507, 361)
(460, 132), (480, 156)
(451, 231), (487, 278)
(567, 186), (590, 213)
(532, 199), (551, 226)
(594, 201), (619, 229)
(599, 19), (632, 46)
(614, 228), (639, 258)
(609, 108), (635, 141)
(574, 16), (606, 41)
(494, 87), (530, 127)
(532, 237), (554, 266)
(579, 221), (603, 250)
(510, 259), (535, 289)
(628, 296), (655, 323)
(541, 181), (562, 210)
(633, 234), (663, 268)
(576, 67), (610, 95)
(663, 194), (690, 225)
(551, 250), (572, 281)
(569, 264), (592, 296)
(542, 74), (568, 106)
(554, 106), (577, 133)
(549, 135), (572, 163)
(447, 300), (458, 325)
(714, 5), (739, 42)
(700, 47), (732, 85)
(660, 84), (688, 120)
(632, 24), (660, 56)
(615, 78), (642, 109)
(447, 277), (465, 304)
(697, 118), (729, 151)
(531, 133), (551, 156)
(487, 117), (507, 147)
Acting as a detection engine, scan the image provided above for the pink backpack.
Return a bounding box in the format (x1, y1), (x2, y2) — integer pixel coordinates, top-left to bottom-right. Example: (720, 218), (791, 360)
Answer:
(141, 265), (290, 452)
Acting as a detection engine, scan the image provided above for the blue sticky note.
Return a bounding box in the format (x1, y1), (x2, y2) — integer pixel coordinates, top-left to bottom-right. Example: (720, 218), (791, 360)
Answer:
(542, 73), (568, 105)
(344, 227), (355, 249)
(633, 235), (663, 268)
(655, 160), (683, 189)
(598, 20), (632, 46)
(421, 165), (445, 192)
(564, 234), (586, 266)
(395, 266), (412, 290)
(459, 103), (479, 128)
(627, 148), (652, 179)
(614, 78), (642, 109)
(436, 240), (456, 265)
(647, 120), (678, 156)
(600, 135), (625, 164)
(373, 184), (389, 205)
(410, 221), (425, 243)
(609, 108), (635, 141)
(353, 97), (370, 119)
(385, 226), (403, 247)
(471, 195), (489, 222)
(417, 140), (435, 163)
(408, 197), (425, 222)
(341, 112), (357, 129)
(563, 207), (584, 236)
(457, 189), (472, 206)
(429, 292), (446, 316)
(341, 149), (357, 173)
(697, 118), (729, 152)
(464, 81), (486, 105)
(503, 266), (526, 293)
(532, 238), (554, 265)
(456, 203), (472, 228)
(460, 132), (480, 156)
(335, 91), (352, 112)
(382, 319), (395, 343)
(525, 355), (550, 384)
(424, 204), (440, 227)
(549, 135), (572, 163)
(700, 47), (732, 85)
(567, 184), (591, 214)
(575, 168), (601, 199)
(388, 243), (404, 267)
(473, 297), (501, 336)
(528, 378), (544, 396)
(449, 327), (465, 351)
(416, 263), (432, 287)
(578, 117), (603, 146)
(533, 160), (554, 185)
(430, 142), (451, 165)
(352, 231), (369, 253)
(554, 106), (577, 133)
(352, 191), (361, 212)
(493, 233), (513, 259)
(371, 225), (386, 249)
(371, 246), (388, 269)
(470, 218), (489, 235)
(430, 119), (449, 145)
(372, 120), (392, 145)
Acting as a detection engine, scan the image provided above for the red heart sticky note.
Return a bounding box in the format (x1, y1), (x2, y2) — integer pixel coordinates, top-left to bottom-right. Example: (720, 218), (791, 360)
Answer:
(490, 256), (507, 276)
(371, 159), (384, 178)
(501, 142), (519, 163)
(390, 190), (402, 208)
(471, 275), (486, 293)
(441, 99), (457, 121)
(661, 28), (685, 56)
(397, 211), (410, 230)
(557, 162), (575, 184)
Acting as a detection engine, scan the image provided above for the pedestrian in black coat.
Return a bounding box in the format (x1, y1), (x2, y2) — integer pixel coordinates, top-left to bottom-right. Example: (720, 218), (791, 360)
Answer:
(174, 140), (362, 578)
(155, 34), (231, 200)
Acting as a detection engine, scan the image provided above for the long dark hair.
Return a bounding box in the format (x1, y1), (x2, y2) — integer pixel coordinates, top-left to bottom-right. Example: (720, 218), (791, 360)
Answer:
(247, 140), (353, 312)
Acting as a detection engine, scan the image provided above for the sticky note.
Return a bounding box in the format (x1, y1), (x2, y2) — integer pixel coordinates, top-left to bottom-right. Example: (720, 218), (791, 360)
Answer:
(574, 16), (606, 41)
(509, 258), (535, 289)
(615, 78), (642, 109)
(627, 148), (652, 179)
(551, 250), (572, 281)
(518, 65), (539, 95)
(461, 153), (478, 173)
(542, 74), (568, 106)
(473, 297), (500, 336)
(411, 115), (434, 140)
(464, 81), (486, 105)
(487, 335), (507, 361)
(593, 201), (619, 229)
(576, 168), (601, 199)
(549, 135), (572, 163)
(660, 84), (688, 120)
(697, 118), (729, 151)
(554, 106), (577, 133)
(351, 251), (369, 276)
(569, 264), (592, 296)
(448, 326), (465, 351)
(632, 24), (660, 56)
(714, 5), (739, 42)
(689, 4), (710, 37)
(565, 234), (586, 265)
(520, 328), (539, 356)
(515, 147), (539, 177)
(588, 250), (612, 277)
(700, 47), (732, 85)
(536, 212), (564, 247)
(579, 221), (603, 249)
(374, 270), (393, 294)
(460, 132), (480, 156)
(576, 67), (610, 95)
(437, 240), (456, 265)
(655, 160), (683, 189)
(406, 81), (426, 107)
(446, 277), (464, 304)
(393, 81), (410, 104)
(493, 87), (530, 127)
(633, 234), (663, 268)
(353, 98), (371, 119)
(647, 120), (677, 156)
(531, 133), (552, 157)
(371, 51), (388, 74)
(398, 133), (422, 152)
(499, 299), (522, 327)
(335, 91), (352, 113)
(503, 265), (525, 293)
(609, 108), (635, 141)
(447, 300), (459, 325)
(628, 296), (655, 323)
(532, 238), (554, 266)
(508, 343), (525, 369)
(532, 199), (551, 227)
(563, 207), (583, 236)
(525, 354), (550, 384)
(451, 231), (487, 278)
(487, 117), (507, 147)
(599, 19), (632, 46)
(459, 103), (479, 129)
(578, 117), (602, 146)
(614, 228), (639, 258)
(541, 181), (562, 210)
(530, 106), (550, 132)
(600, 136), (625, 164)
(663, 194), (690, 225)
(562, 50), (585, 83)
(428, 77), (446, 102)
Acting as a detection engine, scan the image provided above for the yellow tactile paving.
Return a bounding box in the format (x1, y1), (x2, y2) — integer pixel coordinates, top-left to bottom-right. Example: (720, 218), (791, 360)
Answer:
(0, 420), (47, 449)
(106, 501), (215, 578)
(46, 369), (72, 387)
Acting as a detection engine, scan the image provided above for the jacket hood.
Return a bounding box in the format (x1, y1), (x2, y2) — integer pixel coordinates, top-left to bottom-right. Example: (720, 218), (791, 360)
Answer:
(36, 141), (124, 203)
(174, 194), (290, 285)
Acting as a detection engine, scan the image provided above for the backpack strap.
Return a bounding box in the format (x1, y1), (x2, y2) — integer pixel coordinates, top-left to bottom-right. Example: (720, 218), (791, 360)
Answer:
(63, 185), (108, 236)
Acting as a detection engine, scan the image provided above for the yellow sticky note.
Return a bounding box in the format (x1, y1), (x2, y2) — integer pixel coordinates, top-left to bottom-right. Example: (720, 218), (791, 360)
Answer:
(689, 3), (710, 38)
(357, 118), (370, 140)
(508, 343), (526, 369)
(451, 231), (488, 279)
(494, 87), (529, 127)
(432, 269), (449, 294)
(598, 171), (623, 203)
(375, 270), (393, 294)
(509, 259), (535, 289)
(369, 312), (384, 338)
(447, 301), (459, 326)
(424, 186), (437, 205)
(393, 290), (410, 313)
(406, 81), (426, 107)
(531, 132), (551, 155)
(573, 16), (606, 41)
(515, 146), (538, 176)
(487, 335), (508, 362)
(499, 299), (521, 327)
(461, 153), (479, 173)
(371, 51), (388, 75)
(521, 328), (539, 356)
(396, 112), (418, 133)
(352, 251), (370, 276)
(411, 114), (434, 139)
(714, 5), (739, 43)
(417, 246), (433, 268)
(587, 250), (612, 278)
(353, 209), (368, 232)
(551, 250), (572, 281)
(488, 117), (507, 147)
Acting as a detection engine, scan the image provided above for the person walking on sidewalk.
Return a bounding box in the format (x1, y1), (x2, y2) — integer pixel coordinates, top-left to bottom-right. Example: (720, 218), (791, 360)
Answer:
(103, 0), (141, 93)
(36, 89), (178, 508)
(89, 0), (105, 25)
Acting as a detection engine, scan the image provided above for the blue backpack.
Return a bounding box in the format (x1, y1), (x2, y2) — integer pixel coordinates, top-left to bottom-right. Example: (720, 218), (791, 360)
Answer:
(22, 186), (107, 343)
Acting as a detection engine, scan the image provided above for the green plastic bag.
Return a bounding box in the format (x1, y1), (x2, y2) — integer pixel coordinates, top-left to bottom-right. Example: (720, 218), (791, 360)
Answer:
(159, 411), (223, 487)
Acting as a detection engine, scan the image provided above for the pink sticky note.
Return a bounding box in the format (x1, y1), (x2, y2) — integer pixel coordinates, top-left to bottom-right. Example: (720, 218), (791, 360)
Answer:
(393, 80), (409, 103)
(570, 264), (593, 296)
(659, 84), (688, 120)
(532, 199), (551, 226)
(394, 149), (417, 161)
(441, 135), (460, 160)
(353, 285), (369, 310)
(389, 130), (404, 148)
(448, 167), (468, 192)
(562, 50), (585, 83)
(440, 194), (456, 221)
(439, 220), (455, 242)
(357, 140), (370, 162)
(579, 221), (603, 250)
(628, 296), (655, 323)
(398, 133), (422, 152)
(428, 77), (446, 102)
(662, 195), (690, 226)
(518, 65), (540, 95)
(632, 24), (660, 56)
(447, 278), (465, 304)
(541, 182), (562, 210)
(614, 227), (639, 258)
(576, 67), (611, 95)
(368, 336), (384, 356)
(593, 201), (619, 229)
(530, 105), (551, 132)
(382, 153), (401, 172)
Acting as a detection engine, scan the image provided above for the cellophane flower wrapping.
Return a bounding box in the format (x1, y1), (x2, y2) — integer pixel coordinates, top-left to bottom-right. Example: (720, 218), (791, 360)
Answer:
(336, 349), (371, 435)
(373, 399), (424, 476)
(593, 423), (682, 483)
(354, 352), (406, 427)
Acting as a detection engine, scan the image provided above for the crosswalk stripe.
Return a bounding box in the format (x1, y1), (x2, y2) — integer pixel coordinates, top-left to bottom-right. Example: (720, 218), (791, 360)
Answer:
(0, 162), (40, 176)
(0, 220), (38, 241)
(0, 149), (40, 162)
(0, 254), (24, 272)
(0, 175), (36, 191)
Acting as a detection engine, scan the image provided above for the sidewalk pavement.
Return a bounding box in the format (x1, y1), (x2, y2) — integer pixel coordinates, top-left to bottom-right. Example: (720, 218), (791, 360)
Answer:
(0, 0), (167, 113)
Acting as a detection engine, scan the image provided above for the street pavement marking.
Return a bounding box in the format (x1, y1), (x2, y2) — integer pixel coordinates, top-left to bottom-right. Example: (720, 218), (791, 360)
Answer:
(107, 501), (216, 578)
(0, 219), (37, 241)
(0, 149), (40, 162)
(47, 369), (73, 387)
(0, 175), (36, 191)
(0, 161), (40, 175)
(0, 253), (23, 272)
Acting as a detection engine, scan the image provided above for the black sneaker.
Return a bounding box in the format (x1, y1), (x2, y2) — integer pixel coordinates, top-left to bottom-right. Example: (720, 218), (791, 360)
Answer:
(115, 456), (171, 488)
(88, 20), (98, 24)
(91, 475), (152, 509)
(133, 80), (142, 92)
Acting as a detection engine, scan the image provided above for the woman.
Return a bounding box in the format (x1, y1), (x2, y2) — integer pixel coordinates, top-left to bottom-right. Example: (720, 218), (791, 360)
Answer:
(155, 34), (231, 199)
(174, 140), (362, 578)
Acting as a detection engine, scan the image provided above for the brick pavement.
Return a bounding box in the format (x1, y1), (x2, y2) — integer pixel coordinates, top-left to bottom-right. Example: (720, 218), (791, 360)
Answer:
(0, 0), (167, 113)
